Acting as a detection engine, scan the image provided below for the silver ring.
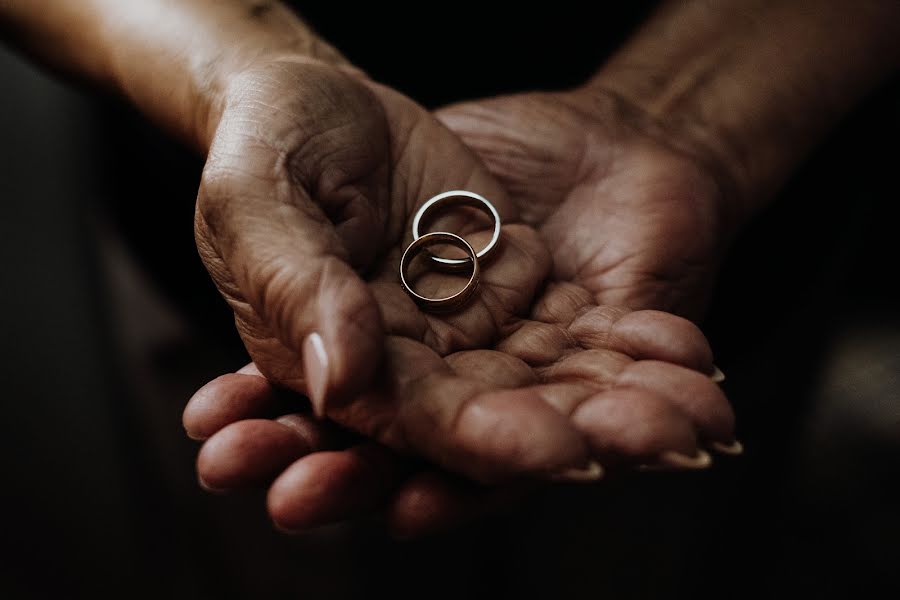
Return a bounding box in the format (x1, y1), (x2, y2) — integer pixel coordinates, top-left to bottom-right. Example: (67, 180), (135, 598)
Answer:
(412, 190), (501, 272)
(399, 232), (480, 313)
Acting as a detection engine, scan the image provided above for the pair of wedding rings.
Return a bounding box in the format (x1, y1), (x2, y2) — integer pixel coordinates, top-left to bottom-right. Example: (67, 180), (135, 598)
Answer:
(399, 190), (501, 313)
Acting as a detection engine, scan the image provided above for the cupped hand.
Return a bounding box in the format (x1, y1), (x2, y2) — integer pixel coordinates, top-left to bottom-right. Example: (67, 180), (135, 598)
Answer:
(436, 87), (742, 319)
(189, 61), (735, 534)
(195, 57), (585, 482)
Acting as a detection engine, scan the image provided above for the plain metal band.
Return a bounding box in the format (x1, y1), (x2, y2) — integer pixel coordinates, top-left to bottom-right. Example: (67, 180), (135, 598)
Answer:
(399, 231), (480, 312)
(411, 190), (501, 271)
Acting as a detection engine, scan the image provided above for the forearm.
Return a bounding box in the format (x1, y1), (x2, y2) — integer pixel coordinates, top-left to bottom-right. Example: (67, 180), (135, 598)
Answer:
(0, 0), (347, 148)
(587, 0), (900, 218)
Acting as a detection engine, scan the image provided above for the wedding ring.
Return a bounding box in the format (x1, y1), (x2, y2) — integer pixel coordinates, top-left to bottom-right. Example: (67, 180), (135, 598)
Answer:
(412, 190), (501, 272)
(399, 231), (480, 313)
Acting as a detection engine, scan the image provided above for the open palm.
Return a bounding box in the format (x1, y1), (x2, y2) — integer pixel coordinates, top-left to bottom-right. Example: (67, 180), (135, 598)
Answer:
(187, 64), (735, 534)
(436, 88), (737, 320)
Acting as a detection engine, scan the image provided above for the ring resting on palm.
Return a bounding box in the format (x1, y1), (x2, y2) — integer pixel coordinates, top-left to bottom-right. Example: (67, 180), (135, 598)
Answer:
(400, 190), (501, 312)
(412, 190), (502, 272)
(399, 231), (481, 313)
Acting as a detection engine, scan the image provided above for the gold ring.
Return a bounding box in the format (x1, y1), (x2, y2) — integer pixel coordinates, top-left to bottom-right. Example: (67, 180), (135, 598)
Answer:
(412, 190), (501, 272)
(399, 231), (480, 312)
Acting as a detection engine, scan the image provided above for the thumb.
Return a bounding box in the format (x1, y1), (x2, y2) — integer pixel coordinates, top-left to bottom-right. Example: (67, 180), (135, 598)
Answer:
(196, 157), (386, 417)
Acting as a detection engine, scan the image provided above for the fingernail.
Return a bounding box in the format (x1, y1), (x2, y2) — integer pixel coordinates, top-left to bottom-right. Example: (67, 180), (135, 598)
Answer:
(659, 449), (712, 469)
(639, 449), (713, 472)
(303, 332), (330, 418)
(272, 521), (305, 536)
(198, 476), (225, 494)
(711, 365), (726, 383)
(549, 460), (604, 483)
(709, 439), (744, 456)
(185, 429), (207, 442)
(237, 363), (263, 376)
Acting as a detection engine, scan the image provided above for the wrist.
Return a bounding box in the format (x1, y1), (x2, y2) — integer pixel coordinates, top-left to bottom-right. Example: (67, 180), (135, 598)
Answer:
(583, 0), (900, 224)
(190, 45), (361, 152)
(91, 1), (355, 151)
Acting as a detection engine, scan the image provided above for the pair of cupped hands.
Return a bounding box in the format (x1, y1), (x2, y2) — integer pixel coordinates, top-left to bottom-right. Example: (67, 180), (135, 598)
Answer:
(182, 57), (741, 538)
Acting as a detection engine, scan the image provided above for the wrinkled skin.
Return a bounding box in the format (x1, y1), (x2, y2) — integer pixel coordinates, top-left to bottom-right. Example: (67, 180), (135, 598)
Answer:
(187, 61), (736, 537)
(437, 90), (737, 319)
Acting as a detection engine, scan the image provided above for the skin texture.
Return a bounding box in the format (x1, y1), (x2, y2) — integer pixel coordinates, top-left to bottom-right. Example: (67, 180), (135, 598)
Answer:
(181, 0), (899, 535)
(3, 0), (897, 537)
(192, 58), (733, 489)
(436, 89), (734, 319)
(185, 77), (738, 536)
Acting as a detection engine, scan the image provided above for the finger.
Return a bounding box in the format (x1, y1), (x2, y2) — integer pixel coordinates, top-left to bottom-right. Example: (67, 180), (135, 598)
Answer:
(196, 201), (383, 418)
(184, 373), (288, 441)
(614, 360), (735, 443)
(335, 336), (590, 484)
(494, 319), (576, 367)
(444, 350), (537, 388)
(237, 362), (263, 376)
(413, 387), (591, 487)
(604, 310), (714, 373)
(530, 284), (716, 374)
(528, 381), (700, 464)
(567, 307), (715, 373)
(530, 349), (733, 455)
(386, 471), (526, 540)
(197, 413), (354, 491)
(267, 444), (409, 533)
(568, 386), (701, 464)
(197, 69), (393, 415)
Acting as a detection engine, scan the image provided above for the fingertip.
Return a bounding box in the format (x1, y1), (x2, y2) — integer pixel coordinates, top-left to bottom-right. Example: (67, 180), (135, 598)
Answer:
(183, 373), (277, 440)
(616, 360), (735, 443)
(310, 264), (385, 412)
(386, 475), (454, 541)
(266, 459), (316, 533)
(268, 446), (405, 532)
(237, 362), (264, 376)
(614, 310), (715, 372)
(302, 332), (330, 417)
(571, 388), (699, 462)
(197, 419), (313, 490)
(387, 479), (472, 540)
(386, 472), (519, 540)
(198, 474), (226, 495)
(451, 389), (589, 483)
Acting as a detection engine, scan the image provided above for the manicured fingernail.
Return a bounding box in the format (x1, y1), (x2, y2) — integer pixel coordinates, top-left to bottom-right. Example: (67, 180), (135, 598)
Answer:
(185, 428), (207, 442)
(711, 365), (726, 383)
(639, 449), (713, 472)
(709, 439), (744, 456)
(237, 363), (262, 376)
(303, 332), (330, 418)
(198, 476), (225, 494)
(549, 460), (604, 482)
(272, 521), (304, 536)
(658, 449), (712, 469)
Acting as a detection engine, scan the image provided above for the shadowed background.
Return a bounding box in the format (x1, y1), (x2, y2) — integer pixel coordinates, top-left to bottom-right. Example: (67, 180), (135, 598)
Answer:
(1, 4), (898, 598)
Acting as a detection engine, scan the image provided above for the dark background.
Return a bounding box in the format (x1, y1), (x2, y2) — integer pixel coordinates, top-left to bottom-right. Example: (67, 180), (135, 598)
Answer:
(1, 3), (899, 598)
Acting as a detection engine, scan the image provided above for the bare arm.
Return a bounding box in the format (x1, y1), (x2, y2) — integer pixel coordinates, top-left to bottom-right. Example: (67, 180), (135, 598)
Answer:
(0, 0), (348, 148)
(587, 0), (900, 220)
